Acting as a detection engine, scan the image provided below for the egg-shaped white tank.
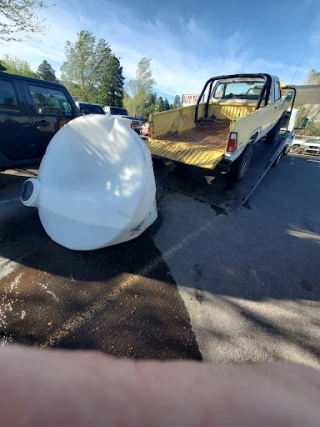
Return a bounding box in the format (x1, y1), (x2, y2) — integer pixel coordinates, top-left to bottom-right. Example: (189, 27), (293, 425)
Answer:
(20, 115), (158, 251)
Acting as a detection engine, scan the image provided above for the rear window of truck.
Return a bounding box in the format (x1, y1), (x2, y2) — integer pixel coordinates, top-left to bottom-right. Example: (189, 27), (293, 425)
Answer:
(213, 81), (264, 100)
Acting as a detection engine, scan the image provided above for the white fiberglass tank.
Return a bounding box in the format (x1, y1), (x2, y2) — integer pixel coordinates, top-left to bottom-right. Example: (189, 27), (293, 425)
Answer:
(20, 115), (158, 251)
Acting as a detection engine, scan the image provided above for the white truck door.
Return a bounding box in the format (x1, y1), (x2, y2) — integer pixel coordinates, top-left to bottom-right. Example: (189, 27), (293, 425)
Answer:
(257, 80), (277, 138)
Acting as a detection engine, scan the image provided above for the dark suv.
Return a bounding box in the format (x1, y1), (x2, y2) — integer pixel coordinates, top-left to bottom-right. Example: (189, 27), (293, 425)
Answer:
(0, 68), (81, 171)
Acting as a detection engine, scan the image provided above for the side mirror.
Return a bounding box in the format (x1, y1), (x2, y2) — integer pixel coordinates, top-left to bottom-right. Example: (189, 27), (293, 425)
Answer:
(285, 92), (293, 102)
(301, 117), (309, 129)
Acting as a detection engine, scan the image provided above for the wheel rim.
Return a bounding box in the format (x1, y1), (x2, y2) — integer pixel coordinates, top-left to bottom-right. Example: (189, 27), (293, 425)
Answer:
(291, 145), (299, 153)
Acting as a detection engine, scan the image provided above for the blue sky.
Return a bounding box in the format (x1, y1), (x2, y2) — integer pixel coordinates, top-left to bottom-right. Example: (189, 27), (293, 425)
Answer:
(1, 0), (319, 101)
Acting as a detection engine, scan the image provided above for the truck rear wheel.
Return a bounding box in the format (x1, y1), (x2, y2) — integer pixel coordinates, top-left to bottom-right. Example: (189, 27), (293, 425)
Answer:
(229, 145), (253, 181)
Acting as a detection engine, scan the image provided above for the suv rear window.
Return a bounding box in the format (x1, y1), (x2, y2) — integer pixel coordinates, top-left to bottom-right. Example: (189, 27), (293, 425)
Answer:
(78, 103), (105, 115)
(29, 85), (73, 117)
(110, 107), (128, 116)
(0, 80), (21, 112)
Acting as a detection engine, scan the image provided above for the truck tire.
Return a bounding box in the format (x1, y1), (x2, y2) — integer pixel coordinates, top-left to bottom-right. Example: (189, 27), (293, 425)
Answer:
(229, 145), (253, 181)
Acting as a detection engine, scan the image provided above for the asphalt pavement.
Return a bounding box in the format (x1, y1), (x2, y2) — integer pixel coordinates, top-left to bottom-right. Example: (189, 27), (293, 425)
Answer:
(0, 154), (319, 367)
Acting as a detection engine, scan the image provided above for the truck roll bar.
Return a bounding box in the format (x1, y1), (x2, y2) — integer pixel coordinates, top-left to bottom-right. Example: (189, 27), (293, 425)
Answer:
(195, 73), (272, 123)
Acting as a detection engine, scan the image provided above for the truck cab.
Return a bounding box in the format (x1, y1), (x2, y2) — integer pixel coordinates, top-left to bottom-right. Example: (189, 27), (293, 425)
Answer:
(209, 75), (285, 163)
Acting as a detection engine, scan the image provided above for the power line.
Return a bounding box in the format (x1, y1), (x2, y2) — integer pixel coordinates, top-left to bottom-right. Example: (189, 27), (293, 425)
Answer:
(290, 56), (305, 85)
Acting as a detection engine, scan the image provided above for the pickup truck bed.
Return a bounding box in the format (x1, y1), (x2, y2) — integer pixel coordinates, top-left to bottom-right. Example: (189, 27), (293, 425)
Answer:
(147, 119), (230, 169)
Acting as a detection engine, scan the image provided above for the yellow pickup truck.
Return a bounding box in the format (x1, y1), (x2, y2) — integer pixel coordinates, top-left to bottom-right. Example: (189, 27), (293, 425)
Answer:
(147, 74), (295, 180)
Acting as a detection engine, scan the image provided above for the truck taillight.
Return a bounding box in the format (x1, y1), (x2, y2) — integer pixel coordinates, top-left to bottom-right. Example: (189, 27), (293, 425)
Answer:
(227, 132), (238, 152)
(148, 125), (151, 138)
(130, 123), (134, 129)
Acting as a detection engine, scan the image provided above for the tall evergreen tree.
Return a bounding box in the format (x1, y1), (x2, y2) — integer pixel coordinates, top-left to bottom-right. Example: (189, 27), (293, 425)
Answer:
(163, 98), (170, 111)
(144, 92), (157, 117)
(98, 54), (124, 107)
(157, 96), (165, 112)
(37, 60), (58, 82)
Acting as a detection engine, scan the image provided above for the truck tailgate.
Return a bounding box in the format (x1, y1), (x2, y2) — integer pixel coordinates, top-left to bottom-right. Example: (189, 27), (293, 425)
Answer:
(146, 120), (229, 169)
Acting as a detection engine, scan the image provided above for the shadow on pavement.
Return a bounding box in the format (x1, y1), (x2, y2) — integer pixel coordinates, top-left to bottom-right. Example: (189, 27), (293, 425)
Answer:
(0, 171), (201, 359)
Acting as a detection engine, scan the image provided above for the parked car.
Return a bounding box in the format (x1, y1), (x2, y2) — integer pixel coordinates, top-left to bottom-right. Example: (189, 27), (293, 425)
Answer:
(290, 136), (320, 154)
(76, 102), (144, 134)
(0, 67), (81, 172)
(76, 102), (105, 115)
(103, 105), (144, 133)
(103, 106), (129, 116)
(140, 122), (150, 137)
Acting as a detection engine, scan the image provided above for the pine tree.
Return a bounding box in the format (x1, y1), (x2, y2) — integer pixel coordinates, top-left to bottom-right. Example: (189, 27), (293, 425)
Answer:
(144, 92), (157, 117)
(37, 60), (58, 82)
(173, 95), (181, 108)
(163, 98), (170, 111)
(98, 54), (124, 107)
(157, 96), (164, 112)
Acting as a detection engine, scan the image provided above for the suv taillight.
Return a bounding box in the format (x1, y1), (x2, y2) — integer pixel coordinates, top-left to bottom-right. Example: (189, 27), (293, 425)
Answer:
(227, 132), (238, 152)
(130, 123), (134, 129)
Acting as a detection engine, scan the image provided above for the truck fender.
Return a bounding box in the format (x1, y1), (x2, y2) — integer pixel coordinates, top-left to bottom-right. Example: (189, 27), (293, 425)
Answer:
(248, 128), (262, 144)
(224, 145), (246, 164)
